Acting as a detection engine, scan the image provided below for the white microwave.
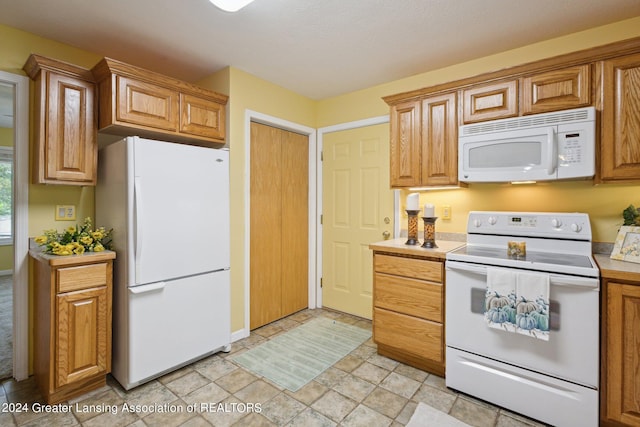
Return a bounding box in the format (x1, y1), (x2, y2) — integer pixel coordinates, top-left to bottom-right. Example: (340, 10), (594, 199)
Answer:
(458, 106), (595, 183)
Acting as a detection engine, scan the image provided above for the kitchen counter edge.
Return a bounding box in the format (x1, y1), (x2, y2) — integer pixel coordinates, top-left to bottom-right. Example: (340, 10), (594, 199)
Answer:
(369, 238), (465, 260)
(29, 247), (116, 267)
(594, 254), (640, 283)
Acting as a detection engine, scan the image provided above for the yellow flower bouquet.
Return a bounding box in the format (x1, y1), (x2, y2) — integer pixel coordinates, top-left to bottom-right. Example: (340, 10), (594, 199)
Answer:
(35, 217), (113, 256)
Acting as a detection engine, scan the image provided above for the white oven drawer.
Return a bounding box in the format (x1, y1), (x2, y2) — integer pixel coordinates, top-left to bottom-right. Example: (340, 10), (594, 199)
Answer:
(446, 348), (598, 427)
(445, 260), (599, 388)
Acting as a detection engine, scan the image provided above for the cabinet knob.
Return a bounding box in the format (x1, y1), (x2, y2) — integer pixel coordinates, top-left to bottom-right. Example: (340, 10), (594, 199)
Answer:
(382, 231), (391, 239)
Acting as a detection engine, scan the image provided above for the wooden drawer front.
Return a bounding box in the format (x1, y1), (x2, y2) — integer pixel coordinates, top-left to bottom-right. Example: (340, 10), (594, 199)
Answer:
(375, 273), (442, 322)
(374, 254), (442, 282)
(521, 64), (591, 115)
(462, 80), (518, 123)
(180, 93), (225, 140)
(116, 75), (178, 131)
(57, 263), (107, 293)
(374, 308), (442, 362)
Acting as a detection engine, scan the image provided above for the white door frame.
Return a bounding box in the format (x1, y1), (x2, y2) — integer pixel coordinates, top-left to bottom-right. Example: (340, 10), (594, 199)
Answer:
(0, 70), (29, 381)
(316, 115), (399, 309)
(241, 110), (316, 339)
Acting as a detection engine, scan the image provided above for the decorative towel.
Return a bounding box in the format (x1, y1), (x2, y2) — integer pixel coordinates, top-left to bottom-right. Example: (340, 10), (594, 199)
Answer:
(485, 268), (517, 333)
(515, 272), (550, 341)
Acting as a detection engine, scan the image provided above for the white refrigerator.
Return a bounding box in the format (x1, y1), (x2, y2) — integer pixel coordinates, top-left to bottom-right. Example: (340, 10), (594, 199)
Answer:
(96, 136), (230, 390)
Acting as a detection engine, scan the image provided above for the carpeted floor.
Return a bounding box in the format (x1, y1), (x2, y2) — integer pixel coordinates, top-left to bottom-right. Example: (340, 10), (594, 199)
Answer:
(0, 275), (12, 380)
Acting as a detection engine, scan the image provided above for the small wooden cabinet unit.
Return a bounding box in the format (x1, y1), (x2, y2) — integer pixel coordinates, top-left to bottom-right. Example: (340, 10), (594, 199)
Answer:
(387, 93), (458, 188)
(23, 54), (97, 185)
(92, 57), (228, 146)
(598, 52), (640, 182)
(31, 250), (115, 404)
(371, 249), (446, 376)
(596, 256), (640, 427)
(521, 64), (591, 115)
(461, 79), (518, 123)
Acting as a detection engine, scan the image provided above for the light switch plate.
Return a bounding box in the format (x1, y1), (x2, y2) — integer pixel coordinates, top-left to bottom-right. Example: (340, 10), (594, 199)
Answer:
(442, 205), (451, 220)
(55, 205), (76, 221)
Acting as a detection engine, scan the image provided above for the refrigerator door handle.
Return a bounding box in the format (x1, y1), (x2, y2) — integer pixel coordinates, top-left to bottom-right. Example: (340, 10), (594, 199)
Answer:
(129, 282), (166, 294)
(134, 176), (143, 280)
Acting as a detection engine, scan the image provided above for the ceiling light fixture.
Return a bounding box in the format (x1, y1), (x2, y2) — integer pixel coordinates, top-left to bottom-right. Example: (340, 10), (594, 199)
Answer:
(208, 0), (255, 12)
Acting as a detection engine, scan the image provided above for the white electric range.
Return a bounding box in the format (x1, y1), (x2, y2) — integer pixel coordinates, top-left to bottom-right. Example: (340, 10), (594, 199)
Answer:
(445, 211), (599, 427)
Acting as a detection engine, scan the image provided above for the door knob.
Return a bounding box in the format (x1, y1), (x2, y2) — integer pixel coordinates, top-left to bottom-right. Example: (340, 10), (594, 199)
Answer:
(384, 217), (390, 224)
(382, 231), (391, 239)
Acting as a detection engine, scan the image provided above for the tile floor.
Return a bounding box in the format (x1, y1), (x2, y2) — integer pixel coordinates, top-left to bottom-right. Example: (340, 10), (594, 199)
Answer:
(0, 308), (549, 427)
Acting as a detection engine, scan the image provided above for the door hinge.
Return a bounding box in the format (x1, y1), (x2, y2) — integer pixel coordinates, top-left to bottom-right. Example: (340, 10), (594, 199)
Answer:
(320, 151), (323, 161)
(320, 214), (323, 225)
(320, 277), (323, 288)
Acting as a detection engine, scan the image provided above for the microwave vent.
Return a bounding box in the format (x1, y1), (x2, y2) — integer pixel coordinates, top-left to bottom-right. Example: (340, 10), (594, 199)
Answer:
(461, 107), (593, 136)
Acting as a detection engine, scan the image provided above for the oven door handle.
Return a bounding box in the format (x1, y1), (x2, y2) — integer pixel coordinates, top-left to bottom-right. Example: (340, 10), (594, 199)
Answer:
(446, 261), (599, 289)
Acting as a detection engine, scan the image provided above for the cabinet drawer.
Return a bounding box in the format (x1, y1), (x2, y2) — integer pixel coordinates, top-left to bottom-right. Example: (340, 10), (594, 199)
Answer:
(374, 254), (442, 282)
(462, 80), (518, 123)
(374, 308), (443, 363)
(57, 263), (107, 293)
(375, 273), (442, 322)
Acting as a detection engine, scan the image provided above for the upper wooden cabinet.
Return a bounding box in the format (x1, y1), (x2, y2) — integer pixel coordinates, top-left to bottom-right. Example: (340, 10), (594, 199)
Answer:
(462, 79), (518, 123)
(598, 53), (640, 182)
(388, 93), (458, 188)
(521, 64), (591, 115)
(389, 99), (421, 187)
(421, 93), (458, 186)
(24, 54), (97, 185)
(91, 58), (228, 146)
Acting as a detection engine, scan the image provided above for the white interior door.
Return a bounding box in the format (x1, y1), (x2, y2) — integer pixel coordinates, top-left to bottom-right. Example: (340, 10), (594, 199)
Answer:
(322, 123), (394, 319)
(133, 138), (230, 285)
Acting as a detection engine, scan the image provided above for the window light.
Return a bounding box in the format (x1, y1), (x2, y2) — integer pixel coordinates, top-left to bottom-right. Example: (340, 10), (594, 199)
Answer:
(209, 0), (255, 12)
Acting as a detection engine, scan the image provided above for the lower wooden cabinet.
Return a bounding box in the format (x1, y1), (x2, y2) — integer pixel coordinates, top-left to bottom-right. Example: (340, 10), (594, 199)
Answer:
(372, 252), (445, 376)
(602, 278), (640, 427)
(31, 250), (115, 404)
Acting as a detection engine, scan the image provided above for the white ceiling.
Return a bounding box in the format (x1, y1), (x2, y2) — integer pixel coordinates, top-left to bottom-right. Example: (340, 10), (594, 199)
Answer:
(0, 0), (640, 103)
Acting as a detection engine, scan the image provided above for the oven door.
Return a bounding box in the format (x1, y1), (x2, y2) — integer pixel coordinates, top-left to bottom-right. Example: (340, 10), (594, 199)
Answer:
(445, 260), (599, 388)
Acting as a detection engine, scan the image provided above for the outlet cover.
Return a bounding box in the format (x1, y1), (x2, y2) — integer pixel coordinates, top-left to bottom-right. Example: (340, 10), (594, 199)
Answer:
(55, 205), (76, 221)
(442, 205), (451, 220)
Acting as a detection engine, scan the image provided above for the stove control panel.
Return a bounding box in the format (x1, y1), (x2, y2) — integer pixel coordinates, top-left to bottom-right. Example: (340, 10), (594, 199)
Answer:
(467, 211), (592, 240)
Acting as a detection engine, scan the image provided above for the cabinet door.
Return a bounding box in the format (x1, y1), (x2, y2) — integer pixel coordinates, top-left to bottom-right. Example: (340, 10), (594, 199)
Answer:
(116, 75), (179, 131)
(421, 92), (458, 186)
(599, 53), (640, 181)
(521, 64), (591, 115)
(462, 80), (518, 123)
(56, 286), (109, 387)
(389, 100), (421, 187)
(606, 282), (640, 426)
(42, 72), (96, 184)
(179, 93), (225, 141)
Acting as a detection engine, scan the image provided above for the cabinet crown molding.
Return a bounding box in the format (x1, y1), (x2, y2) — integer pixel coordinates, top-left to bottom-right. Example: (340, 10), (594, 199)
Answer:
(23, 54), (95, 82)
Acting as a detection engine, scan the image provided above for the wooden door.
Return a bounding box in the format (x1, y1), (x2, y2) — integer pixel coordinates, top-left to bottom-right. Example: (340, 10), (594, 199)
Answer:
(421, 92), (458, 186)
(605, 282), (640, 426)
(389, 100), (421, 187)
(599, 53), (640, 182)
(322, 124), (394, 319)
(56, 286), (108, 387)
(250, 122), (308, 329)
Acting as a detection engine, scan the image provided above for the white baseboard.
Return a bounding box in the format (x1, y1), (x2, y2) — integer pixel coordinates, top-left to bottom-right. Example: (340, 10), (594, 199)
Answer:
(231, 328), (250, 343)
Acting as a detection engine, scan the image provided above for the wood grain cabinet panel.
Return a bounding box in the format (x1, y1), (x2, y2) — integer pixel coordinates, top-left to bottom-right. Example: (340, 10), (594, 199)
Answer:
(389, 100), (421, 187)
(462, 80), (518, 123)
(372, 252), (446, 376)
(598, 53), (640, 182)
(23, 54), (97, 185)
(521, 64), (591, 114)
(92, 57), (228, 146)
(421, 92), (458, 186)
(602, 279), (640, 427)
(31, 251), (115, 404)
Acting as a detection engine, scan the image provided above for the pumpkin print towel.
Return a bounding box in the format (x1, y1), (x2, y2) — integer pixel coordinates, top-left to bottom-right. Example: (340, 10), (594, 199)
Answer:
(515, 271), (550, 341)
(485, 268), (517, 333)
